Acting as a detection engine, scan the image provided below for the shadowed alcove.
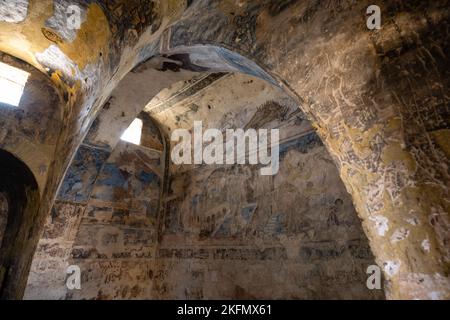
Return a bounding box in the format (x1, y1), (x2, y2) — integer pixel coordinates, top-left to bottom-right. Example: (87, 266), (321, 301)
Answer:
(0, 149), (40, 299)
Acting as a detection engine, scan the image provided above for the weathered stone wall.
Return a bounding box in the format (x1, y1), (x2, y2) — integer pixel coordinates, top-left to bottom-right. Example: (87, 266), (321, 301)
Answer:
(67, 141), (162, 300)
(25, 139), (164, 299)
(24, 143), (110, 299)
(157, 139), (382, 299)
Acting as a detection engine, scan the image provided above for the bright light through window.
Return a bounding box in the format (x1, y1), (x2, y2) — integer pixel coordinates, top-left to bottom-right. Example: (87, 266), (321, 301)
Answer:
(0, 61), (30, 107)
(121, 118), (143, 145)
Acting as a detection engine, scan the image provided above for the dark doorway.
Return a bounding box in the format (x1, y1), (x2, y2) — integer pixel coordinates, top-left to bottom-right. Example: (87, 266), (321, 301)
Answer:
(0, 149), (40, 299)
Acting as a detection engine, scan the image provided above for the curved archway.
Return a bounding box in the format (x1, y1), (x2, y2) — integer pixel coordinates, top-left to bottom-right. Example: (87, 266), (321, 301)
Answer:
(29, 67), (384, 299)
(0, 149), (40, 299)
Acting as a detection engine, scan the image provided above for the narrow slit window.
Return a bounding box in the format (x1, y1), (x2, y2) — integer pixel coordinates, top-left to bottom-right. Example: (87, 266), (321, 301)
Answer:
(121, 118), (143, 145)
(0, 62), (30, 107)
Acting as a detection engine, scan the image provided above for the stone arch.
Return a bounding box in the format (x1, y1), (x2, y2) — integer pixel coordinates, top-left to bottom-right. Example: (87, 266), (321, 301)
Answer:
(100, 22), (450, 297)
(25, 108), (167, 299)
(33, 75), (367, 299)
(0, 192), (8, 248)
(135, 1), (449, 299)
